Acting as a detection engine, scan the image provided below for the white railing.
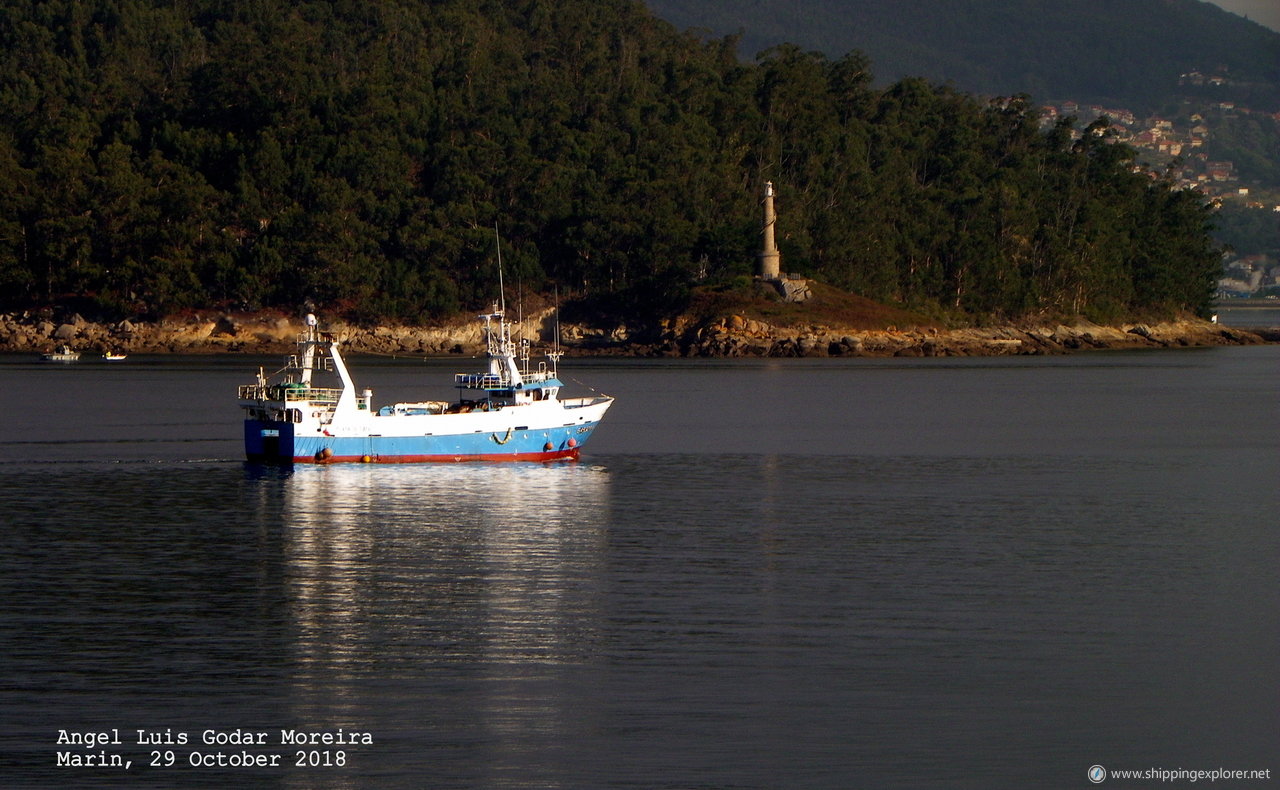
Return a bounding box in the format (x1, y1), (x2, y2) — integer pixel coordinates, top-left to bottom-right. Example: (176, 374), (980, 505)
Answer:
(238, 384), (343, 403)
(454, 373), (505, 389)
(454, 368), (557, 390)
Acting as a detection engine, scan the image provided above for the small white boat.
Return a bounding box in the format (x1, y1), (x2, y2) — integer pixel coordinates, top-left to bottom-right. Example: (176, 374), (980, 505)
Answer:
(41, 345), (80, 362)
(102, 352), (127, 361)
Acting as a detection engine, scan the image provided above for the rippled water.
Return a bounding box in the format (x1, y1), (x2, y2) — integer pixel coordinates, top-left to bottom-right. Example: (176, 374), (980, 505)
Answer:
(1, 348), (1277, 788)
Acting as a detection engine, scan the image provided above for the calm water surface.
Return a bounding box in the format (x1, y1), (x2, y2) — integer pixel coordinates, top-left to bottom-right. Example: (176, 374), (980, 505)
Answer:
(0, 347), (1277, 788)
(1215, 303), (1280, 330)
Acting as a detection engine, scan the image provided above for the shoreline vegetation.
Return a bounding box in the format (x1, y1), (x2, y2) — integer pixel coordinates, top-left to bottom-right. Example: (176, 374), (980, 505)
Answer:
(0, 1), (1235, 334)
(5, 309), (1271, 360)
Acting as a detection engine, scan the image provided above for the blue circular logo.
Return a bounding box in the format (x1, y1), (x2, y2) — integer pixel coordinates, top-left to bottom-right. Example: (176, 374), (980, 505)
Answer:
(1088, 765), (1106, 784)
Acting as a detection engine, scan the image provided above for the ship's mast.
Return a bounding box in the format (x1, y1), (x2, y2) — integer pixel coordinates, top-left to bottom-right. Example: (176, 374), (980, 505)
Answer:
(494, 223), (506, 315)
(300, 313), (319, 385)
(548, 285), (562, 373)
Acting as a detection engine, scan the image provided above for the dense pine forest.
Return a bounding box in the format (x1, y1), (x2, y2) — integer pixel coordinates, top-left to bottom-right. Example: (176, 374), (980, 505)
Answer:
(0, 0), (1222, 326)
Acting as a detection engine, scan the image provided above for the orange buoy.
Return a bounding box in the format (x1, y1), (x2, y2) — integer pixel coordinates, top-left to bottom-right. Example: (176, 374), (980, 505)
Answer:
(361, 455), (372, 463)
(544, 442), (554, 452)
(567, 438), (577, 448)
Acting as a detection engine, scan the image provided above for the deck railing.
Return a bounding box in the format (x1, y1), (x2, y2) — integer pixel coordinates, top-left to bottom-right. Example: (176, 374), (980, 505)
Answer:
(238, 384), (343, 404)
(454, 373), (505, 389)
(454, 367), (556, 390)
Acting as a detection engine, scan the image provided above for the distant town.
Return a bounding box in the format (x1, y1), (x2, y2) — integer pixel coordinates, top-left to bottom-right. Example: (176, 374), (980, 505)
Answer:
(1040, 68), (1280, 299)
(1040, 93), (1277, 205)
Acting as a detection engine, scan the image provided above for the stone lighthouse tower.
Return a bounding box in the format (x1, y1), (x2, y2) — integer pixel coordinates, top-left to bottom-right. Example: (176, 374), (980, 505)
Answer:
(754, 181), (810, 302)
(757, 181), (781, 281)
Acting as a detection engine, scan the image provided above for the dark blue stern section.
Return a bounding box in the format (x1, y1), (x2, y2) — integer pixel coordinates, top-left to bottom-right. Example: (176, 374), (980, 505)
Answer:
(244, 420), (295, 463)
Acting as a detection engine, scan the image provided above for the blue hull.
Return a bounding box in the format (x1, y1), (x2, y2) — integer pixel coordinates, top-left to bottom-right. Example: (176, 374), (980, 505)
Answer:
(244, 420), (601, 464)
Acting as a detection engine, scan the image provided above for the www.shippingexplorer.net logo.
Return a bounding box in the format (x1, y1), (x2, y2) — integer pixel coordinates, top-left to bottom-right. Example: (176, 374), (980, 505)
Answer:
(1089, 766), (1272, 784)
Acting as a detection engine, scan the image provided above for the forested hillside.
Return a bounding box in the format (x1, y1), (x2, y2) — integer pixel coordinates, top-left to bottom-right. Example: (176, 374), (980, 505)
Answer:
(0, 0), (1222, 325)
(645, 0), (1280, 112)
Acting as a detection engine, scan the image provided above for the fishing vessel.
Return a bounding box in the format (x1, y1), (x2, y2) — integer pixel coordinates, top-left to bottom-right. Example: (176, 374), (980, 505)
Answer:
(40, 345), (80, 362)
(238, 310), (612, 464)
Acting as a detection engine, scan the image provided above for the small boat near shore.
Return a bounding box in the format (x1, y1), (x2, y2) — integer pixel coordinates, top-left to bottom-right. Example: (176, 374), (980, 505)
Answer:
(40, 345), (80, 362)
(238, 310), (613, 464)
(102, 351), (127, 361)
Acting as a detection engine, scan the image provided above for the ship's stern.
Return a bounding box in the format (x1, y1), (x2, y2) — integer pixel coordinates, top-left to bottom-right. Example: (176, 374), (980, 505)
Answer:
(244, 420), (296, 463)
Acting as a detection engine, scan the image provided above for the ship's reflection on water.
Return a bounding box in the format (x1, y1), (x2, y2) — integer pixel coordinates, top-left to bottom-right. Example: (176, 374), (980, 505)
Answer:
(280, 461), (612, 666)
(268, 461), (613, 783)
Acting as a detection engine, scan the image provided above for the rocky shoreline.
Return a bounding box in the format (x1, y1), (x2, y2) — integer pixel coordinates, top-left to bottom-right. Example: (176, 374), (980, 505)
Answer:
(671, 315), (1274, 357)
(1, 309), (1272, 359)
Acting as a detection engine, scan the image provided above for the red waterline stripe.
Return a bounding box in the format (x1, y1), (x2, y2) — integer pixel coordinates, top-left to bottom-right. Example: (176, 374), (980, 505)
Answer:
(292, 448), (582, 464)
